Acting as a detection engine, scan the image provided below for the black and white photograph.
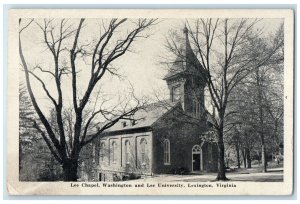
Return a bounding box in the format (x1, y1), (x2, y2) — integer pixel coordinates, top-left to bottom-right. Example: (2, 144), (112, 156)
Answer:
(7, 9), (294, 195)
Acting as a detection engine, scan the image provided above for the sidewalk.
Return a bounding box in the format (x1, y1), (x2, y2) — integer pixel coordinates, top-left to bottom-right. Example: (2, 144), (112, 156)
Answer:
(128, 167), (283, 182)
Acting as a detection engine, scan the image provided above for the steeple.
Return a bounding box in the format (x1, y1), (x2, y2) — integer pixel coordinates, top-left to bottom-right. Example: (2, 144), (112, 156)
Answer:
(182, 25), (195, 64)
(164, 25), (204, 80)
(183, 25), (188, 34)
(163, 26), (207, 118)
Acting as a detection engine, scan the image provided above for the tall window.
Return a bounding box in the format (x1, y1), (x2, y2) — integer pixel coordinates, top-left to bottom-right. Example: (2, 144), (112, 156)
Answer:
(172, 85), (181, 102)
(193, 100), (201, 117)
(125, 140), (130, 164)
(209, 143), (213, 161)
(111, 141), (117, 164)
(92, 144), (96, 163)
(140, 139), (147, 164)
(100, 142), (105, 162)
(164, 139), (171, 165)
(81, 161), (88, 180)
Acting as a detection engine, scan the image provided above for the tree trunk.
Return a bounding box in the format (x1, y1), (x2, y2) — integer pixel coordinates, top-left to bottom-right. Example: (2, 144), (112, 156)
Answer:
(216, 128), (228, 180)
(62, 160), (78, 181)
(261, 145), (267, 172)
(258, 151), (261, 165)
(241, 148), (246, 168)
(235, 144), (240, 168)
(19, 142), (23, 171)
(256, 66), (267, 173)
(246, 148), (251, 168)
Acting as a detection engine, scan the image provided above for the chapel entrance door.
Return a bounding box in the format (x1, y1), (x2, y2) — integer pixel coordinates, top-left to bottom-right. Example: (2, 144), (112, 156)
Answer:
(192, 145), (202, 172)
(193, 154), (200, 171)
(99, 173), (105, 181)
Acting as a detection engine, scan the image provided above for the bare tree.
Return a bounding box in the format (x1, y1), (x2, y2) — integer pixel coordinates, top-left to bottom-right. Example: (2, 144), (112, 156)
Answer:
(224, 23), (284, 172)
(19, 18), (157, 181)
(253, 26), (284, 172)
(165, 19), (283, 180)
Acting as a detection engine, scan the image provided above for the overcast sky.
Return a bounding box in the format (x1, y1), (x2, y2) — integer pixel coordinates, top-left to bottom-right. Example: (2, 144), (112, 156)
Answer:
(19, 18), (283, 116)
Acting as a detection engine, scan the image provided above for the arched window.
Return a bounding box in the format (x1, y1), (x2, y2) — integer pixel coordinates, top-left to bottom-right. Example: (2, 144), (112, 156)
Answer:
(92, 144), (96, 163)
(100, 142), (105, 162)
(140, 138), (147, 164)
(164, 139), (171, 165)
(192, 145), (202, 171)
(111, 141), (117, 164)
(209, 143), (213, 161)
(172, 85), (181, 102)
(125, 140), (130, 164)
(192, 145), (201, 153)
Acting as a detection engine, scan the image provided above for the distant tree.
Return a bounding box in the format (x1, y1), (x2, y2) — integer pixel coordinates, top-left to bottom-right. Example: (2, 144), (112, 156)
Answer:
(224, 127), (242, 169)
(19, 18), (157, 181)
(226, 24), (284, 172)
(19, 83), (36, 178)
(19, 83), (63, 181)
(252, 26), (283, 172)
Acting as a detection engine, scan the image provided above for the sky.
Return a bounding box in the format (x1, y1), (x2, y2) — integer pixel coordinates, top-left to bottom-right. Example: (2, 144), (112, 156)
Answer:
(19, 18), (283, 116)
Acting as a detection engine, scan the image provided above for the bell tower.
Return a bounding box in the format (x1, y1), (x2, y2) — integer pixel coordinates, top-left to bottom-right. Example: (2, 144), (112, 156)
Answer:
(163, 26), (207, 118)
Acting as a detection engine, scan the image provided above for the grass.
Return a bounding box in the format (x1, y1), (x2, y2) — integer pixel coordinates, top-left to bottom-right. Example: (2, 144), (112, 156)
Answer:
(228, 160), (283, 171)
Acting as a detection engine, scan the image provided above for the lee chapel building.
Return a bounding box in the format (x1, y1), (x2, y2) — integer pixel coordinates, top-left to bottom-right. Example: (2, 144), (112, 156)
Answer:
(79, 27), (218, 181)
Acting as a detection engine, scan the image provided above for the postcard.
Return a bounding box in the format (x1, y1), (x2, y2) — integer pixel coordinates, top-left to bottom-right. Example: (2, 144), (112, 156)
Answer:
(7, 8), (294, 195)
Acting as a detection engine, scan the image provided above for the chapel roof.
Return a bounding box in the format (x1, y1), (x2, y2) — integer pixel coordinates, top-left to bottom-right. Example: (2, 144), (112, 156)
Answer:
(89, 101), (180, 135)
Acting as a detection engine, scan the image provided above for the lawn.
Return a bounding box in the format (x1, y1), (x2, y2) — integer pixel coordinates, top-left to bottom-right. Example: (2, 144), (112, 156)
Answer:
(130, 162), (283, 182)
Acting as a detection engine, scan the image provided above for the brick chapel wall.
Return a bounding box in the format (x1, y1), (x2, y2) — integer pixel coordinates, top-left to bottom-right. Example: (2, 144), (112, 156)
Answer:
(97, 132), (153, 177)
(152, 106), (204, 174)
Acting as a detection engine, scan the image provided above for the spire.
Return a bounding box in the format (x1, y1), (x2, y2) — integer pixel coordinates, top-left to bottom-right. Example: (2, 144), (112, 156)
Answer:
(182, 25), (194, 60)
(183, 25), (188, 35)
(163, 25), (203, 80)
